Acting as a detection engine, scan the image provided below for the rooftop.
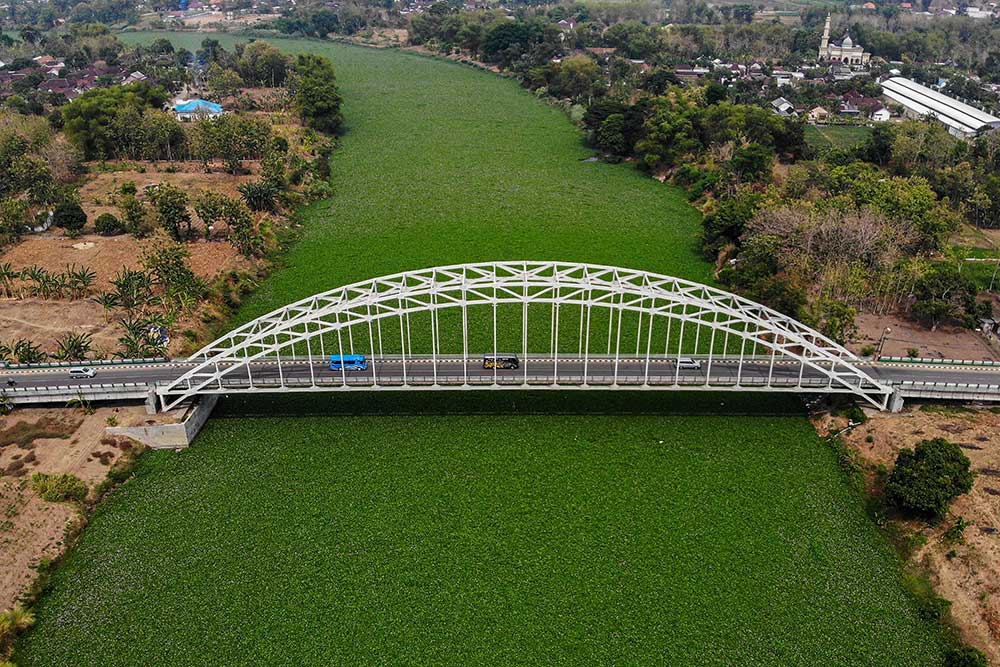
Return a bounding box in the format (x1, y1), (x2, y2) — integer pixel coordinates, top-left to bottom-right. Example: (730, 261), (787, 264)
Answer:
(881, 76), (1000, 137)
(173, 99), (223, 114)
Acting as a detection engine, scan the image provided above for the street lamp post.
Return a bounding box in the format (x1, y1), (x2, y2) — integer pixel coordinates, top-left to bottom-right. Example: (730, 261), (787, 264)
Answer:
(875, 326), (891, 359)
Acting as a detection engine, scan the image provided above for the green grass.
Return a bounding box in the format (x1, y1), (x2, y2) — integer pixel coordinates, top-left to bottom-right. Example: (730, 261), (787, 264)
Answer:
(15, 393), (944, 666)
(952, 246), (1000, 292)
(805, 124), (873, 151)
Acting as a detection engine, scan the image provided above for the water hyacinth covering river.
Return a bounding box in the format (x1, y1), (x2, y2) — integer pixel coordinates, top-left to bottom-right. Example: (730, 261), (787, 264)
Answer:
(17, 393), (944, 665)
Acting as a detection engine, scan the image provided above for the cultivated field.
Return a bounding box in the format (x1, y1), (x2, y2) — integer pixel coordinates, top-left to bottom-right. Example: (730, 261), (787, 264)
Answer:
(804, 124), (873, 151)
(11, 34), (950, 665)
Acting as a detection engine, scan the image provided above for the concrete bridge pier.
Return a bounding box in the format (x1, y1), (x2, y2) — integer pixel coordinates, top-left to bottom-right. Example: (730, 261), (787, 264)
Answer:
(889, 390), (905, 413)
(108, 395), (219, 450)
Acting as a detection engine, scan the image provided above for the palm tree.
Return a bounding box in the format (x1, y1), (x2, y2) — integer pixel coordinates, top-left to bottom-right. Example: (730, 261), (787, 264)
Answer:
(0, 342), (10, 363)
(11, 339), (46, 364)
(117, 318), (167, 359)
(0, 602), (34, 652)
(175, 291), (198, 315)
(3, 604), (34, 632)
(20, 265), (47, 298)
(66, 265), (97, 300)
(54, 332), (93, 361)
(93, 292), (119, 323)
(116, 331), (147, 359)
(47, 271), (69, 300)
(118, 317), (146, 339)
(112, 269), (154, 313)
(0, 263), (18, 298)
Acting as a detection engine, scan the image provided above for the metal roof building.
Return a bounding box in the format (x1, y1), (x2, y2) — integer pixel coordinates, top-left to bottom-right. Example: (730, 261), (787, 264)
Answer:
(881, 76), (1000, 139)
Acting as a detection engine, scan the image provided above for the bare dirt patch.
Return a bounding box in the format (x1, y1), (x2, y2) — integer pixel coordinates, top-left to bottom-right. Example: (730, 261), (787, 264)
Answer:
(853, 312), (1000, 361)
(1, 233), (248, 291)
(0, 299), (121, 355)
(340, 28), (409, 48)
(821, 406), (1000, 662)
(0, 234), (250, 356)
(0, 406), (164, 611)
(77, 162), (258, 223)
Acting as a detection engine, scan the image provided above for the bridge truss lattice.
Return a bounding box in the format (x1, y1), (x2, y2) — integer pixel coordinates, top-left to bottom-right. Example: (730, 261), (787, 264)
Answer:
(157, 261), (892, 411)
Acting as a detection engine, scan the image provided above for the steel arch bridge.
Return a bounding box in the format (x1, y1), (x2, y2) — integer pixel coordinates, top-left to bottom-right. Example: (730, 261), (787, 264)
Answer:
(157, 261), (893, 411)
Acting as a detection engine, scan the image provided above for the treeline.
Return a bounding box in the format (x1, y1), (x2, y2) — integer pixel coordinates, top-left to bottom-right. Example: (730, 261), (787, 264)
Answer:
(582, 89), (806, 180)
(57, 48), (341, 163)
(4, 0), (136, 27)
(702, 128), (993, 341)
(0, 113), (81, 244)
(59, 82), (272, 164)
(408, 5), (818, 66)
(272, 0), (390, 37)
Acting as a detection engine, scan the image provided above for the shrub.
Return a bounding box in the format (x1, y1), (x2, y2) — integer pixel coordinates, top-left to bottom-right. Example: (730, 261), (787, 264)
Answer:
(119, 181), (137, 195)
(886, 438), (974, 518)
(52, 201), (87, 234)
(94, 212), (124, 236)
(943, 516), (969, 544)
(841, 405), (867, 424)
(0, 603), (35, 656)
(860, 344), (875, 357)
(30, 472), (89, 503)
(945, 646), (989, 667)
(906, 347), (920, 358)
(237, 181), (278, 212)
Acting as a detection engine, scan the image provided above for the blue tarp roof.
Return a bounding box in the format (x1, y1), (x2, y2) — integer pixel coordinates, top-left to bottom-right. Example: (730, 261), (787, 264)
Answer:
(174, 99), (223, 114)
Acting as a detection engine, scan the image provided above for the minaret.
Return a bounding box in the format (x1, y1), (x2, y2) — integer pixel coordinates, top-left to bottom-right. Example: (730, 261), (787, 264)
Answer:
(819, 14), (831, 61)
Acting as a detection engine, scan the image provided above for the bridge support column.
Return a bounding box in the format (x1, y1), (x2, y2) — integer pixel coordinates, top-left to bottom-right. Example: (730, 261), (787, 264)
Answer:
(145, 389), (158, 415)
(889, 390), (905, 413)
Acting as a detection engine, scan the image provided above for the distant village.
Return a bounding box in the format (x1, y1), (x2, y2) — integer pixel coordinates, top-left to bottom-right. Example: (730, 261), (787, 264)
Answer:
(3, 0), (1000, 141)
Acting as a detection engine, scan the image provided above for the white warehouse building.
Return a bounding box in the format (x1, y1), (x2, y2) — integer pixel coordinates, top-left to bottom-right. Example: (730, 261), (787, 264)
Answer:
(881, 76), (1000, 139)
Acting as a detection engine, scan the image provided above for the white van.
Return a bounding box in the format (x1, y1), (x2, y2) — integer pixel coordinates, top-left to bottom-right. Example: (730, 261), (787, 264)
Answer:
(676, 358), (702, 370)
(68, 367), (96, 379)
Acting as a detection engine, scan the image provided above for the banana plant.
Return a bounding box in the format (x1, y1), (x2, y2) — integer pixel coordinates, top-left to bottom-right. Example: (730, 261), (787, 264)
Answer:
(53, 332), (93, 361)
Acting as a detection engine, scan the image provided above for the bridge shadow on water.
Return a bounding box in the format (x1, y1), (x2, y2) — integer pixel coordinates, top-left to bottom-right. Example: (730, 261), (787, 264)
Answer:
(211, 390), (812, 419)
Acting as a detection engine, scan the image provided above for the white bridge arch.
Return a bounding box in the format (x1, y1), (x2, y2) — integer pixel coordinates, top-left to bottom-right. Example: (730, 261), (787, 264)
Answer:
(157, 261), (892, 411)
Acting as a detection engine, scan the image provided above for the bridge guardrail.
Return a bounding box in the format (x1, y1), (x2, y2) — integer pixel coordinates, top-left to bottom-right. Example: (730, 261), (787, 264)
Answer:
(896, 381), (1000, 390)
(879, 356), (1000, 367)
(2, 357), (169, 370)
(3, 382), (152, 396)
(155, 375), (884, 392)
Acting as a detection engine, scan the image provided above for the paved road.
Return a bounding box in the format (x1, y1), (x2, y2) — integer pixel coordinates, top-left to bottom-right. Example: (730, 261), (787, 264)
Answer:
(3, 357), (999, 393)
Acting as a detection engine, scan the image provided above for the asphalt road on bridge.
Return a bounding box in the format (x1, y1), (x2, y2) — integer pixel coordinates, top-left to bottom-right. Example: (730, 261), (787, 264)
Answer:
(4, 357), (1000, 392)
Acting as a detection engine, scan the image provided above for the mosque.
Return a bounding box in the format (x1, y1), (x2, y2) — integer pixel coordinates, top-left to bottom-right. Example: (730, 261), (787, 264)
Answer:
(818, 15), (871, 66)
